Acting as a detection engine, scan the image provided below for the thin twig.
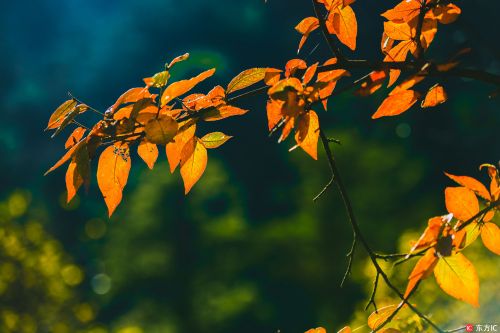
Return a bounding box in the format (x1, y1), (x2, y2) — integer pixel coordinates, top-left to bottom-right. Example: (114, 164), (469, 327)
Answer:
(311, 0), (346, 63)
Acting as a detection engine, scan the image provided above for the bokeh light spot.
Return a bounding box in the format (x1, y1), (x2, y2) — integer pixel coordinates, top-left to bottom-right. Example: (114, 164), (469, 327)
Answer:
(91, 273), (111, 295)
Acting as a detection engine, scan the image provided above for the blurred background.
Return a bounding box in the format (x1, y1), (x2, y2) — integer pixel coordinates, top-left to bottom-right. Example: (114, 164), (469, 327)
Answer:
(0, 1), (498, 332)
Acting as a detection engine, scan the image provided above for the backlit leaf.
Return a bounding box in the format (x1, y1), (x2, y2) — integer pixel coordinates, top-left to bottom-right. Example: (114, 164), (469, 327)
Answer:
(381, 0), (421, 22)
(331, 5), (357, 50)
(65, 144), (90, 203)
(433, 253), (479, 307)
(145, 116), (178, 145)
(180, 137), (208, 194)
(137, 140), (158, 169)
(444, 172), (490, 201)
(161, 68), (216, 106)
(200, 132), (232, 149)
(227, 68), (267, 94)
(295, 17), (319, 53)
(481, 222), (500, 255)
(368, 304), (399, 330)
(202, 105), (248, 121)
(404, 248), (438, 298)
(372, 90), (419, 119)
(295, 110), (319, 160)
(168, 53), (190, 69)
(421, 84), (447, 108)
(166, 124), (196, 173)
(445, 187), (479, 221)
(45, 139), (86, 175)
(46, 99), (77, 130)
(65, 127), (87, 149)
(97, 144), (131, 217)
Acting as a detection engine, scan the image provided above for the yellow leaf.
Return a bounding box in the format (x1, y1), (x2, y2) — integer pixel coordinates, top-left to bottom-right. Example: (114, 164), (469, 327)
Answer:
(180, 137), (208, 194)
(137, 140), (158, 169)
(445, 187), (479, 221)
(97, 144), (131, 217)
(200, 132), (232, 149)
(46, 99), (77, 130)
(368, 304), (399, 330)
(226, 68), (267, 94)
(433, 253), (479, 307)
(145, 116), (178, 145)
(481, 222), (500, 255)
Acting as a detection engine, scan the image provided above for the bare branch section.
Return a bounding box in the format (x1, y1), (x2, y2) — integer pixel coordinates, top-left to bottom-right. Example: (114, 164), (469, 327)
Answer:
(317, 130), (445, 333)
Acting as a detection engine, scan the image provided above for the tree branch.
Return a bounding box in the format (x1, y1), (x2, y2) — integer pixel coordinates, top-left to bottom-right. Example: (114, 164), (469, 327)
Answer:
(311, 0), (346, 63)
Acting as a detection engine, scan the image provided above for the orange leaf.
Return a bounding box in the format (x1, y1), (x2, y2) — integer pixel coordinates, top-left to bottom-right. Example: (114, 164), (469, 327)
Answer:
(302, 63), (319, 86)
(381, 0), (421, 22)
(295, 17), (319, 53)
(445, 187), (479, 221)
(111, 87), (153, 112)
(384, 40), (416, 86)
(97, 144), (131, 217)
(481, 222), (500, 255)
(144, 116), (178, 145)
(433, 253), (479, 307)
(268, 78), (304, 100)
(480, 164), (499, 201)
(305, 328), (326, 333)
(408, 216), (445, 254)
(337, 327), (351, 333)
(294, 110), (319, 160)
(431, 3), (461, 24)
(65, 127), (87, 149)
(404, 248), (438, 298)
(330, 5), (357, 50)
(168, 52), (190, 69)
(45, 139), (86, 175)
(372, 90), (419, 119)
(180, 137), (208, 194)
(226, 68), (267, 94)
(421, 84), (447, 108)
(202, 105), (248, 122)
(166, 124), (196, 173)
(390, 74), (425, 96)
(137, 140), (158, 169)
(65, 144), (90, 203)
(368, 304), (399, 330)
(264, 68), (282, 86)
(383, 21), (412, 41)
(444, 172), (491, 201)
(200, 132), (232, 149)
(266, 99), (284, 131)
(161, 68), (216, 106)
(285, 59), (307, 78)
(46, 99), (77, 130)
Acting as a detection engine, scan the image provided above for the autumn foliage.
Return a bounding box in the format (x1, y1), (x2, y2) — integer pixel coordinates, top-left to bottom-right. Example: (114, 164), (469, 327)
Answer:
(44, 0), (498, 332)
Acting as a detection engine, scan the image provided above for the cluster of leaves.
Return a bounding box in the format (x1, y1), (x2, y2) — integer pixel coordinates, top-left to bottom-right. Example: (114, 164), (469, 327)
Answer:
(45, 54), (269, 216)
(403, 165), (499, 307)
